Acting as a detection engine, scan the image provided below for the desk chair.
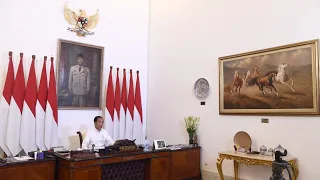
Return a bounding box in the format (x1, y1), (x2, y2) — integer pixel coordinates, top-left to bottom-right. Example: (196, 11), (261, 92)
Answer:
(76, 131), (87, 148)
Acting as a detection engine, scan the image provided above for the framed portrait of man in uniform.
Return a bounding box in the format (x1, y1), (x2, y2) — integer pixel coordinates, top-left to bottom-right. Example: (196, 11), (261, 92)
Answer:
(57, 39), (104, 109)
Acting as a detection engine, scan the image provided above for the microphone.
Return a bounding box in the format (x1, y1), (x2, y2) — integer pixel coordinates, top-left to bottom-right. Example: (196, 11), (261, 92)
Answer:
(91, 144), (95, 152)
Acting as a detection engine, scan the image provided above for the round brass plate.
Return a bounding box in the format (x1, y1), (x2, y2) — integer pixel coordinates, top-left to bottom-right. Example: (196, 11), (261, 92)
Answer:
(233, 131), (252, 150)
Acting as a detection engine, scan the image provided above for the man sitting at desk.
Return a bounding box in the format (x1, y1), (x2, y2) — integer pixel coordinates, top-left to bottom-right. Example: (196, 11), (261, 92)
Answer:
(82, 116), (114, 149)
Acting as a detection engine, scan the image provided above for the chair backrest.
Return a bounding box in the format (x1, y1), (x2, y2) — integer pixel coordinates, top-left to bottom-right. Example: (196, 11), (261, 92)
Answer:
(68, 135), (80, 150)
(77, 131), (87, 148)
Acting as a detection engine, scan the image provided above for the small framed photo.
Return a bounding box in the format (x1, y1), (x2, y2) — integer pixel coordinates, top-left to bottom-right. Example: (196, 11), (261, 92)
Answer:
(154, 139), (167, 150)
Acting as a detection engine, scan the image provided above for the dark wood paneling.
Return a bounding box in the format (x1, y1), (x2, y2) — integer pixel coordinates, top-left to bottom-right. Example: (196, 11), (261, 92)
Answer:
(74, 166), (101, 180)
(151, 157), (170, 180)
(0, 160), (55, 180)
(170, 148), (201, 180)
(74, 153), (154, 168)
(57, 164), (72, 180)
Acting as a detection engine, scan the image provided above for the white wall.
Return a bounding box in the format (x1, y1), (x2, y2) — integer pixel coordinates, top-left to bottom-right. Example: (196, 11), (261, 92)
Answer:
(0, 0), (149, 150)
(148, 0), (320, 179)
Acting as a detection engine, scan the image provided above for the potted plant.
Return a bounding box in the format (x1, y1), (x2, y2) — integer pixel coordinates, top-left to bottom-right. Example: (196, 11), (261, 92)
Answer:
(184, 116), (200, 145)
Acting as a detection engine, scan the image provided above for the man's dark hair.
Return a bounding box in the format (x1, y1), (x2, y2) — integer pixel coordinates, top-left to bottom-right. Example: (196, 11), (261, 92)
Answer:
(77, 53), (84, 59)
(94, 116), (103, 123)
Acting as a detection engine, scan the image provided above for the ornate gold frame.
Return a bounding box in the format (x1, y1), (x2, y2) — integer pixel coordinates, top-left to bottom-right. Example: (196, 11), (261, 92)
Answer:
(57, 39), (104, 110)
(219, 39), (319, 115)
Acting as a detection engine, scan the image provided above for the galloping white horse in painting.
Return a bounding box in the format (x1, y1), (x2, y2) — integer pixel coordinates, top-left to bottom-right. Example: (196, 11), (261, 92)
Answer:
(265, 63), (295, 92)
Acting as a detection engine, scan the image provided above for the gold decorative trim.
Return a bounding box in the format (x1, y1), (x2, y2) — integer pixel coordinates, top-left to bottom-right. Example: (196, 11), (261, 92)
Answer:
(217, 153), (299, 180)
(220, 154), (273, 166)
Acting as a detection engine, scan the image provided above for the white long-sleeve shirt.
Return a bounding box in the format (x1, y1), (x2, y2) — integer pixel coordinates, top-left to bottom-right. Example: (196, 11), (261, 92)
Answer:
(81, 128), (114, 149)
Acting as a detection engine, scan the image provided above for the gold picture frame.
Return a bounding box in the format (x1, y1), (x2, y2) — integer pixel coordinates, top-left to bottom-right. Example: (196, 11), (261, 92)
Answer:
(57, 39), (104, 110)
(219, 39), (319, 115)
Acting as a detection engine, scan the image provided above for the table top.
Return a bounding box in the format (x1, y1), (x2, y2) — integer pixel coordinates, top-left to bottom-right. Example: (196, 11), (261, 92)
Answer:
(0, 157), (55, 167)
(219, 150), (296, 162)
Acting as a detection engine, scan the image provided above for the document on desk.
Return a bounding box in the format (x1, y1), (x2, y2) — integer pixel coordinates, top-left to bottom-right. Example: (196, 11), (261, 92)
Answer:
(167, 146), (181, 150)
(13, 156), (34, 161)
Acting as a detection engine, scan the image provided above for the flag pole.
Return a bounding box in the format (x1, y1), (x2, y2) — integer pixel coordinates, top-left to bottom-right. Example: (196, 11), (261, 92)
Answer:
(2, 51), (13, 158)
(131, 69), (133, 141)
(103, 66), (113, 121)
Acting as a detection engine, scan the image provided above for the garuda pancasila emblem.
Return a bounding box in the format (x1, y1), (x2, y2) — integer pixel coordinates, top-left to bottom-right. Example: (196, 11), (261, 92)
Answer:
(64, 2), (99, 36)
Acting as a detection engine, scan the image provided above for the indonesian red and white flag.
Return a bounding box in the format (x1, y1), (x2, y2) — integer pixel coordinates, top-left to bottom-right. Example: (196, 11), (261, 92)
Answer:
(125, 70), (134, 140)
(133, 71), (143, 144)
(20, 55), (38, 153)
(105, 66), (114, 138)
(113, 68), (121, 140)
(36, 57), (48, 150)
(119, 69), (127, 139)
(44, 57), (58, 149)
(0, 52), (14, 156)
(6, 53), (25, 156)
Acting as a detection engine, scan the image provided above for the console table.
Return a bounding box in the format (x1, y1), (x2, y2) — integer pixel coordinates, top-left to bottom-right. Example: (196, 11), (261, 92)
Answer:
(216, 151), (299, 180)
(55, 146), (201, 180)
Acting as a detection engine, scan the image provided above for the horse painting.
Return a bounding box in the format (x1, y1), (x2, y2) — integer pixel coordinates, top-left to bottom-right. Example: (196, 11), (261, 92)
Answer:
(245, 63), (294, 95)
(230, 70), (245, 94)
(219, 39), (318, 115)
(245, 65), (262, 87)
(256, 73), (278, 97)
(264, 63), (295, 92)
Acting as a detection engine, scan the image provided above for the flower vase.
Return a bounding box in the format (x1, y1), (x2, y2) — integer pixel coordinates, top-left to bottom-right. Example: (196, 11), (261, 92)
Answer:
(188, 132), (194, 145)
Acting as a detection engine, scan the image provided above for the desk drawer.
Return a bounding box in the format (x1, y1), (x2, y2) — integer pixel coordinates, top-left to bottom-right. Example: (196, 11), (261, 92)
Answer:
(152, 151), (170, 158)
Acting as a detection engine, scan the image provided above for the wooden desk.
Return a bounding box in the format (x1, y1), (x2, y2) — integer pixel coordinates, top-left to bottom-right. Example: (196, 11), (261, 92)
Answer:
(55, 146), (201, 180)
(216, 151), (299, 180)
(170, 147), (201, 180)
(0, 158), (56, 180)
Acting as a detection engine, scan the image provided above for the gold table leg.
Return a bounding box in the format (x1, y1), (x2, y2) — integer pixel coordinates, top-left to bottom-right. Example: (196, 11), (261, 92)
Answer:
(289, 160), (299, 180)
(216, 157), (225, 180)
(233, 160), (239, 180)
